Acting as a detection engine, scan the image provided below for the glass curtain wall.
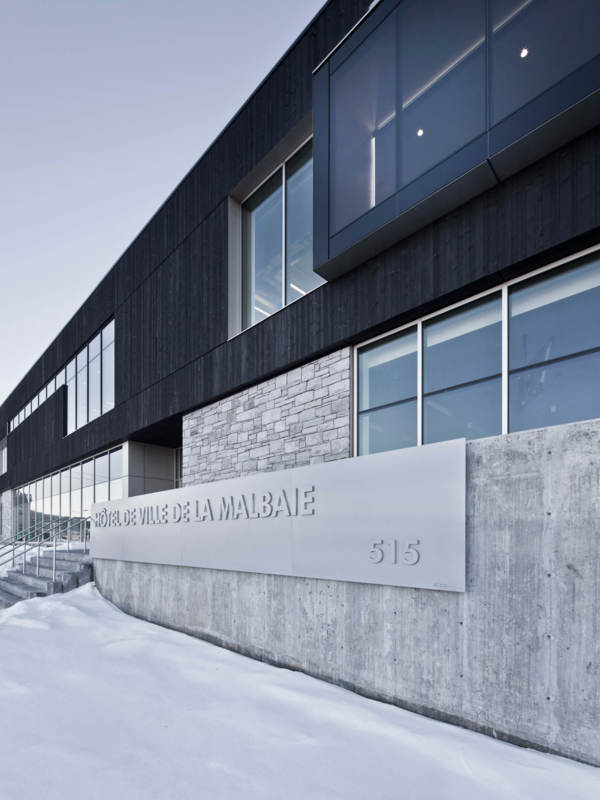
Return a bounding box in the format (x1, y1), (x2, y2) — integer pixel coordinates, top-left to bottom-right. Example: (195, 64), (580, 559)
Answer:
(357, 254), (600, 455)
(330, 0), (485, 234)
(12, 446), (123, 538)
(242, 141), (322, 328)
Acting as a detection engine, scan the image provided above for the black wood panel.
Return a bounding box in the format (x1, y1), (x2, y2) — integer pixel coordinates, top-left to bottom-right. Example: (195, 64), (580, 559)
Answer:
(2, 2), (600, 492)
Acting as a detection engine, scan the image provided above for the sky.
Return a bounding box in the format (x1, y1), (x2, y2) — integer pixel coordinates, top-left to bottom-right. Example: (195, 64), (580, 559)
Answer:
(0, 0), (326, 406)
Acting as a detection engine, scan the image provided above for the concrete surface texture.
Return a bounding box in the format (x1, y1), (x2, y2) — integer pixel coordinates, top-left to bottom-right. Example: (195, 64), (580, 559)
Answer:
(94, 417), (600, 766)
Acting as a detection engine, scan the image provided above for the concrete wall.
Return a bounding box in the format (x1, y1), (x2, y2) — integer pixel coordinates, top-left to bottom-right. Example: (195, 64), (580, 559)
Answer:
(182, 348), (352, 485)
(95, 417), (600, 766)
(125, 442), (176, 497)
(1, 490), (12, 540)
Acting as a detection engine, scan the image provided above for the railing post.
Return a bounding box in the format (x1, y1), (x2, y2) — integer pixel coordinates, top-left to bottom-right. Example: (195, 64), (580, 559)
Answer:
(37, 537), (41, 577)
(53, 537), (57, 582)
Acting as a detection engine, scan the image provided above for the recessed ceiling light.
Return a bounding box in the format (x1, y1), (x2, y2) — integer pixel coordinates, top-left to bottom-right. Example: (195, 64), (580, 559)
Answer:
(417, 128), (424, 137)
(520, 47), (528, 58)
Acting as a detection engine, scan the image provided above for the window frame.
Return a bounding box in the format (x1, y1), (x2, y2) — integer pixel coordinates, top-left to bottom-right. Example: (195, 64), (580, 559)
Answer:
(229, 134), (320, 337)
(353, 242), (600, 456)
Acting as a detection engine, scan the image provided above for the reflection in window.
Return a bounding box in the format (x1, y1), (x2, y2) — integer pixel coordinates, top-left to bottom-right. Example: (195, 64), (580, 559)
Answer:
(423, 296), (502, 442)
(13, 446), (124, 537)
(509, 257), (600, 431)
(76, 348), (88, 430)
(330, 12), (396, 233)
(0, 439), (7, 475)
(11, 319), (115, 436)
(242, 142), (321, 328)
(88, 333), (102, 422)
(399, 0), (485, 186)
(243, 172), (283, 327)
(109, 448), (123, 500)
(286, 144), (321, 303)
(102, 320), (115, 414)
(357, 329), (417, 454)
(491, 0), (600, 124)
(329, 0), (485, 234)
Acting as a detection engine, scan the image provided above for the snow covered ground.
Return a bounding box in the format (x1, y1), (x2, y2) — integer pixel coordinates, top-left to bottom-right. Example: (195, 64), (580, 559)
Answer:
(0, 585), (598, 800)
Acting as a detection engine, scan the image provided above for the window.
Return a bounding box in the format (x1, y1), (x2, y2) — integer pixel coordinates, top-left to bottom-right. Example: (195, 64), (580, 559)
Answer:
(0, 439), (7, 475)
(242, 141), (322, 328)
(10, 319), (115, 436)
(315, 0), (600, 281)
(423, 297), (501, 443)
(102, 320), (115, 414)
(88, 333), (102, 422)
(357, 329), (418, 454)
(13, 445), (124, 537)
(490, 0), (599, 124)
(329, 0), (485, 235)
(509, 258), (600, 431)
(356, 250), (600, 456)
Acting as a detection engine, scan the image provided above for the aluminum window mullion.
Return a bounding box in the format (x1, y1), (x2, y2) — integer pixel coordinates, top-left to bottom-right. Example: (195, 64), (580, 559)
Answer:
(282, 163), (287, 309)
(417, 320), (423, 446)
(502, 285), (509, 435)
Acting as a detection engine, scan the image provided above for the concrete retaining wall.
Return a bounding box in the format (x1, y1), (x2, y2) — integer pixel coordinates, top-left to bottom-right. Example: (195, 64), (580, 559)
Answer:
(95, 417), (600, 766)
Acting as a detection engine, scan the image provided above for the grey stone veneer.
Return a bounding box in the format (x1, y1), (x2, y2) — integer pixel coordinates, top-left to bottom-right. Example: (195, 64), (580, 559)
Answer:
(95, 363), (600, 765)
(181, 348), (351, 485)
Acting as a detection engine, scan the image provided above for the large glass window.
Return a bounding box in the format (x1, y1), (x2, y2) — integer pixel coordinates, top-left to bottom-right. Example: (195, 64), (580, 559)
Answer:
(66, 358), (76, 435)
(11, 319), (114, 436)
(330, 12), (397, 233)
(88, 333), (102, 422)
(76, 347), (88, 430)
(102, 320), (115, 414)
(109, 448), (123, 500)
(286, 144), (321, 303)
(81, 459), (94, 519)
(242, 142), (321, 328)
(0, 439), (6, 475)
(329, 0), (485, 234)
(13, 445), (124, 537)
(490, 0), (600, 125)
(94, 453), (109, 503)
(423, 296), (502, 443)
(357, 253), (600, 456)
(357, 329), (418, 454)
(509, 257), (600, 431)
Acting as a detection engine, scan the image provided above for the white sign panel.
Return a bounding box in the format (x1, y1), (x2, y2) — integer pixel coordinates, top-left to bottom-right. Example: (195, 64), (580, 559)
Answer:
(91, 439), (466, 592)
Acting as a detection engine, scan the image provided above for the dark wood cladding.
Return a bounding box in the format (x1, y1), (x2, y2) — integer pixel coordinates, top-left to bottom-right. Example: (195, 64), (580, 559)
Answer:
(1, 0), (600, 491)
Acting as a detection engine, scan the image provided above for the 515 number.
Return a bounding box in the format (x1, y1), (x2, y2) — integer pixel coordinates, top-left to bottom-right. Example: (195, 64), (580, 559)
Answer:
(369, 538), (420, 566)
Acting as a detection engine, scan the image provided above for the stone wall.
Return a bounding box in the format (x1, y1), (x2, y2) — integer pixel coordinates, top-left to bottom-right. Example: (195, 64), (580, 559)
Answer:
(181, 348), (352, 486)
(95, 417), (600, 766)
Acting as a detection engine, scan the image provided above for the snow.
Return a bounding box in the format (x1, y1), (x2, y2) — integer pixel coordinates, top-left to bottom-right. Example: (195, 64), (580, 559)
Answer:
(0, 585), (598, 800)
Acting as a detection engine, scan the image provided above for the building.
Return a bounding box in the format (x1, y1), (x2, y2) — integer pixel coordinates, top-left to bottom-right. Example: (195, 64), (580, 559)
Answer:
(2, 0), (600, 766)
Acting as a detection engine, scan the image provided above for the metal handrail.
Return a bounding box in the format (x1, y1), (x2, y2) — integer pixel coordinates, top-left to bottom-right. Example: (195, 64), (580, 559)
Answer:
(0, 515), (87, 555)
(0, 517), (90, 581)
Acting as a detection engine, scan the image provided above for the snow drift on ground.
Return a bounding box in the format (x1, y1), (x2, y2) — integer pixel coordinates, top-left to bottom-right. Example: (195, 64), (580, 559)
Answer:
(0, 585), (597, 800)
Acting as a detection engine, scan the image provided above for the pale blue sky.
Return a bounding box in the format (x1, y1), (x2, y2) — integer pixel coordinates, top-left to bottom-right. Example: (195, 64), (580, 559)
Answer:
(0, 0), (326, 405)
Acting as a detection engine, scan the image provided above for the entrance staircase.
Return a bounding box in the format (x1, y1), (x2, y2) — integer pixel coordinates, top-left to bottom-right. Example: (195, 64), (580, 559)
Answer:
(0, 518), (92, 610)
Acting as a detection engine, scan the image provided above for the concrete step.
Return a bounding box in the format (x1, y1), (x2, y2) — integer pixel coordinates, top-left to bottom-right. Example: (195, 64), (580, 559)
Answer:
(0, 585), (21, 608)
(30, 555), (89, 574)
(6, 569), (61, 594)
(0, 577), (41, 600)
(21, 564), (79, 590)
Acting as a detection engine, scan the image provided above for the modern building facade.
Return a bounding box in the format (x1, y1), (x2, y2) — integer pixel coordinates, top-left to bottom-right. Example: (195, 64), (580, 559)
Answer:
(2, 0), (600, 766)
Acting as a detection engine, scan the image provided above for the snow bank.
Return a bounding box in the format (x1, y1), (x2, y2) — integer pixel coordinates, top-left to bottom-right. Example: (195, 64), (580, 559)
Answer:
(0, 585), (597, 799)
